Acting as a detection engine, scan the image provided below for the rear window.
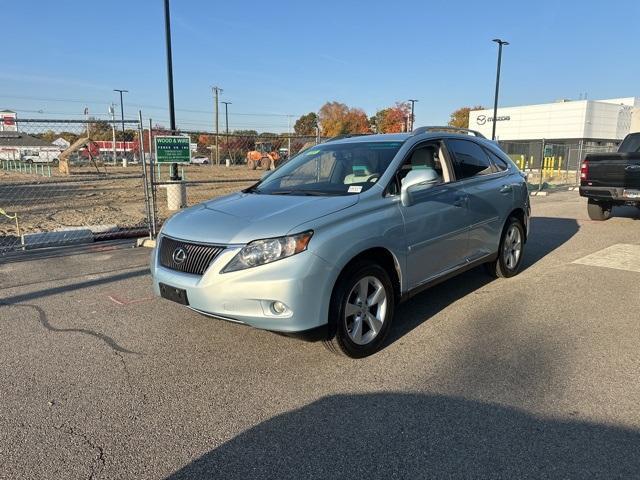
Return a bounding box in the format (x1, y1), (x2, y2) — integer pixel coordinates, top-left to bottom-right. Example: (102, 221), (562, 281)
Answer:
(619, 134), (640, 153)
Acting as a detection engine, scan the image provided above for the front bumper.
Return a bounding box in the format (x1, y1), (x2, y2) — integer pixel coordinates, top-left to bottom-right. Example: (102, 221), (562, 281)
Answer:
(150, 243), (336, 333)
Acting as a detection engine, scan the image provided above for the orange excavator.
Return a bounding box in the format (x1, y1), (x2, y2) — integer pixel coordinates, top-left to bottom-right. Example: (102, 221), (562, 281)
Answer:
(246, 141), (281, 170)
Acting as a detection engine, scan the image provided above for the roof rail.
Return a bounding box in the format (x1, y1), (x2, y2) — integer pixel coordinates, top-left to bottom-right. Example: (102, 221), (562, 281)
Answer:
(411, 126), (486, 139)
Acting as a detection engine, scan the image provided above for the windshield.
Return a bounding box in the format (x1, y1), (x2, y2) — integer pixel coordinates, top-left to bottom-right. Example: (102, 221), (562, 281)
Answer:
(250, 141), (403, 196)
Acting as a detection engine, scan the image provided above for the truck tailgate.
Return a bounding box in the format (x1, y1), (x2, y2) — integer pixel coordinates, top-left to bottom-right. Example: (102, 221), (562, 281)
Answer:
(584, 153), (640, 189)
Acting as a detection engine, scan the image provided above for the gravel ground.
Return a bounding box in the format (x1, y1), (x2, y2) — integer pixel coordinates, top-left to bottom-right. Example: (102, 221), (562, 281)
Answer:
(0, 165), (260, 237)
(0, 191), (639, 479)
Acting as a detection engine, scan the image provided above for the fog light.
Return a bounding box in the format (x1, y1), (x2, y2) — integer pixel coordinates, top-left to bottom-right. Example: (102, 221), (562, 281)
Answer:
(271, 301), (287, 315)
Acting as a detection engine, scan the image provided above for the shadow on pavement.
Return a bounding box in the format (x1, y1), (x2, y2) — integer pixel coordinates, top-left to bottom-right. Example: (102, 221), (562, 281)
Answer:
(0, 268), (148, 304)
(386, 216), (579, 346)
(522, 216), (580, 268)
(166, 393), (639, 480)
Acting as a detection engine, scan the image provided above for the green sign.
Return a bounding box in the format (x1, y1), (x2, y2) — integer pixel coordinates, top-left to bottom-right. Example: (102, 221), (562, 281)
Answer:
(544, 145), (553, 157)
(155, 136), (191, 163)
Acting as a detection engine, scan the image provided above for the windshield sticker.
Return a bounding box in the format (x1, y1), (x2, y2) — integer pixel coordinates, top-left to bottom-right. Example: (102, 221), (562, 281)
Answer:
(348, 185), (363, 193)
(305, 149), (321, 155)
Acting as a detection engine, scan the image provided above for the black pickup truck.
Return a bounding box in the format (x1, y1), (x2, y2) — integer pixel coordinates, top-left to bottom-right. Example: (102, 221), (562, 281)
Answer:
(579, 132), (640, 220)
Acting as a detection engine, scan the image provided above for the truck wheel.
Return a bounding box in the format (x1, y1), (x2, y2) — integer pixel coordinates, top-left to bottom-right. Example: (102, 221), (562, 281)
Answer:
(259, 157), (271, 170)
(247, 159), (257, 170)
(587, 199), (612, 221)
(323, 260), (395, 358)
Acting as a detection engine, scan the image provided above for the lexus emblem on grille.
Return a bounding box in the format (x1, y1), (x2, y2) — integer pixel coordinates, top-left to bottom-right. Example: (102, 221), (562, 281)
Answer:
(172, 247), (187, 264)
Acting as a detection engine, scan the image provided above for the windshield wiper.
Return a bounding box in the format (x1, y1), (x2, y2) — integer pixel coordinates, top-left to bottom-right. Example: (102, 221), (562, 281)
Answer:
(269, 190), (337, 196)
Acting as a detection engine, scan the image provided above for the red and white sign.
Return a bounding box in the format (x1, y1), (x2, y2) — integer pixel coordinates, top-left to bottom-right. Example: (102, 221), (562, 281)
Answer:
(0, 112), (17, 131)
(94, 140), (139, 152)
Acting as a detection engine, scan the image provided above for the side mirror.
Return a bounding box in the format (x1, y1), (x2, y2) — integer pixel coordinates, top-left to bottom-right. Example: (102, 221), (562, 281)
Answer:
(400, 168), (440, 207)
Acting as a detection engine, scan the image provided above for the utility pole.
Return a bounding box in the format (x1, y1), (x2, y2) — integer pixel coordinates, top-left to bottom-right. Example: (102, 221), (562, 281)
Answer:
(222, 101), (231, 135)
(212, 86), (222, 164)
(109, 104), (117, 164)
(407, 99), (418, 130)
(287, 115), (292, 159)
(221, 101), (231, 164)
(163, 0), (178, 180)
(84, 107), (90, 139)
(113, 88), (128, 167)
(491, 38), (509, 141)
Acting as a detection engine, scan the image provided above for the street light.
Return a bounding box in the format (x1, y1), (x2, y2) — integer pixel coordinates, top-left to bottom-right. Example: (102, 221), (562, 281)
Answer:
(491, 38), (509, 141)
(163, 0), (178, 180)
(113, 88), (128, 166)
(408, 99), (418, 130)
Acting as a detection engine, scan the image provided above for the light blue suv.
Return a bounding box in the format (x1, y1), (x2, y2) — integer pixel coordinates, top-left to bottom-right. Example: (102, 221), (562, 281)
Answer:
(151, 127), (530, 357)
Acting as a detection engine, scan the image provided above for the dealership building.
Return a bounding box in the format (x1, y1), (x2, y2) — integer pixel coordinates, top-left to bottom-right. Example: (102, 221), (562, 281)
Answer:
(470, 97), (639, 146)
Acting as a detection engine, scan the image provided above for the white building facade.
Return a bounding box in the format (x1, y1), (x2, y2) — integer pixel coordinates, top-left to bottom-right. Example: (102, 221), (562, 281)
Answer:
(469, 97), (639, 144)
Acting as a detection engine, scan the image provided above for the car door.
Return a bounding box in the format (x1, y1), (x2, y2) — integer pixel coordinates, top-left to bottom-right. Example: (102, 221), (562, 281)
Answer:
(394, 141), (471, 289)
(444, 138), (513, 261)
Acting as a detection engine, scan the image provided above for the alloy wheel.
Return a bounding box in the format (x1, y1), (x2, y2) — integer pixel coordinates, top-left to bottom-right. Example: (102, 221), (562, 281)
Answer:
(503, 224), (522, 270)
(344, 276), (387, 345)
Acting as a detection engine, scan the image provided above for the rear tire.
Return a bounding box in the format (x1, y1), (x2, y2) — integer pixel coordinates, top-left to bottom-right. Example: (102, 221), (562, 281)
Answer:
(587, 199), (612, 221)
(323, 261), (395, 358)
(486, 217), (525, 278)
(247, 159), (257, 170)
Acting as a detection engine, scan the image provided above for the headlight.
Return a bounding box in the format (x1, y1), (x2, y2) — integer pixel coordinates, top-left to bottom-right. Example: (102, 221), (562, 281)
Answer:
(222, 230), (313, 272)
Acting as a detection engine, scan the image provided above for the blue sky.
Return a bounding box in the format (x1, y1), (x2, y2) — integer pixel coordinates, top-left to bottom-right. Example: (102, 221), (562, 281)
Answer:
(2, 0), (639, 132)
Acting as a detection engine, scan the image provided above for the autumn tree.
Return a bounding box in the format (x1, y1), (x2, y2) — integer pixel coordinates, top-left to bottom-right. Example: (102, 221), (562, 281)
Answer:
(318, 101), (371, 137)
(448, 105), (485, 128)
(372, 102), (411, 133)
(293, 112), (318, 135)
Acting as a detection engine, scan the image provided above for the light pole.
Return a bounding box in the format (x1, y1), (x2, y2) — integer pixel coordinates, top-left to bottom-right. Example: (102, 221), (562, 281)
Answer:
(163, 0), (178, 179)
(212, 86), (222, 164)
(408, 99), (418, 130)
(491, 38), (509, 140)
(109, 104), (117, 164)
(222, 101), (231, 164)
(113, 88), (128, 166)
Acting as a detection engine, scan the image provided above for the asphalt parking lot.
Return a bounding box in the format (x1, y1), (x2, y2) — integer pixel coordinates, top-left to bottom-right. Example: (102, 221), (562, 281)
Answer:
(1, 190), (639, 479)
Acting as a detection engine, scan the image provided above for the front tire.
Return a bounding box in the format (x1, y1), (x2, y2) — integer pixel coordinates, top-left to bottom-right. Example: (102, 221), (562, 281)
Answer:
(587, 199), (612, 221)
(486, 217), (525, 278)
(323, 261), (395, 358)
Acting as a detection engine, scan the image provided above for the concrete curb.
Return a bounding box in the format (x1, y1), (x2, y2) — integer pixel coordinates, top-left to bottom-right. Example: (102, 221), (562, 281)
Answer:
(22, 229), (93, 249)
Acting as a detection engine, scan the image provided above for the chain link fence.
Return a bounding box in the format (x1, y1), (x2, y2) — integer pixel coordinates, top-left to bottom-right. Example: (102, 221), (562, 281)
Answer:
(498, 140), (619, 189)
(3, 118), (624, 256)
(0, 118), (152, 255)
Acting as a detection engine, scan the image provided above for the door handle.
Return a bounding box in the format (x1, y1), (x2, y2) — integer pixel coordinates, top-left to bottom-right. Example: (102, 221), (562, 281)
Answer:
(453, 196), (468, 207)
(499, 184), (513, 194)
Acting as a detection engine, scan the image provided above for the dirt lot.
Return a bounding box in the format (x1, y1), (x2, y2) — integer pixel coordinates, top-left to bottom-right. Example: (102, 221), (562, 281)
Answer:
(0, 165), (261, 241)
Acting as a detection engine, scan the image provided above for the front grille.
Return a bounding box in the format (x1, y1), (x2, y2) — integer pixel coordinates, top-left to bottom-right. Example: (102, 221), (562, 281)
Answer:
(159, 236), (225, 275)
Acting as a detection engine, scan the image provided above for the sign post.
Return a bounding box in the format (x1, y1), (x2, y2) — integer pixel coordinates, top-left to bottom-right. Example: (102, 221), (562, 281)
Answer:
(155, 135), (190, 210)
(154, 136), (191, 165)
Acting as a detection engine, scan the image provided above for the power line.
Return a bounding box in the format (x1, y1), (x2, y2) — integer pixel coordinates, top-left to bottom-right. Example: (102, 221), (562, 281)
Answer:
(0, 94), (300, 117)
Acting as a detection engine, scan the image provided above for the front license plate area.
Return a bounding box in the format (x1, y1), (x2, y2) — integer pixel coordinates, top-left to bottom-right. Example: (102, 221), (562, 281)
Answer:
(159, 283), (189, 305)
(624, 189), (640, 199)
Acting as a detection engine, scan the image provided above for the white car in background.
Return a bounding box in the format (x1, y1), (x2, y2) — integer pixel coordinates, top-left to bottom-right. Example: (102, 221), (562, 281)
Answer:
(191, 156), (209, 165)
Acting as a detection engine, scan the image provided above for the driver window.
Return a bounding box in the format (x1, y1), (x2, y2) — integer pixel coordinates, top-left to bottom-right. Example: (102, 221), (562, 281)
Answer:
(390, 142), (450, 194)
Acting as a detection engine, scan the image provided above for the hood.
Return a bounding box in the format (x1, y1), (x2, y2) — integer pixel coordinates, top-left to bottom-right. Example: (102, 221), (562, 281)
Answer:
(161, 192), (358, 244)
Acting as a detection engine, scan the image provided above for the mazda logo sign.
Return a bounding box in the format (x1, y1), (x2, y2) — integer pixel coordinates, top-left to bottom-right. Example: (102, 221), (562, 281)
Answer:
(476, 115), (487, 125)
(172, 247), (187, 264)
